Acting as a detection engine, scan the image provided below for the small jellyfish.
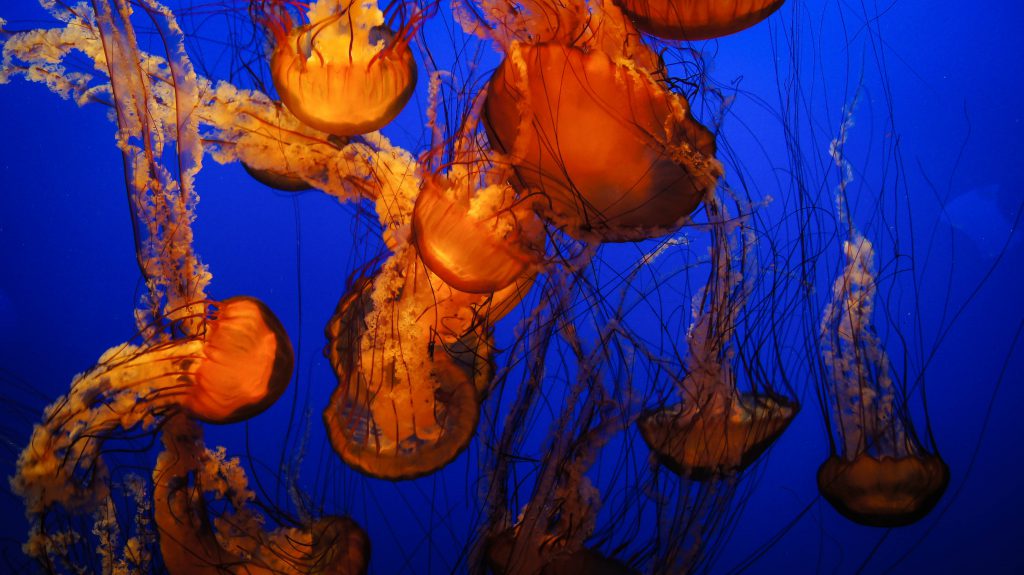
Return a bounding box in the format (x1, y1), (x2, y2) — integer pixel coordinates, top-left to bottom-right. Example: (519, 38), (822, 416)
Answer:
(613, 0), (786, 41)
(817, 235), (949, 527)
(265, 0), (418, 136)
(413, 173), (545, 294)
(483, 42), (720, 241)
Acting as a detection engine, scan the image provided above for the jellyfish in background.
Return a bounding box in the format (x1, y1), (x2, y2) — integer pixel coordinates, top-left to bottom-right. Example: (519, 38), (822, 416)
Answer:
(154, 415), (370, 574)
(259, 0), (420, 137)
(637, 193), (797, 480)
(816, 108), (949, 527)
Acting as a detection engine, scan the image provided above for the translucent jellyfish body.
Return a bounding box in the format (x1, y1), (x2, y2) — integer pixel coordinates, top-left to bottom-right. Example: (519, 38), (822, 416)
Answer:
(613, 0), (785, 41)
(818, 235), (949, 526)
(323, 249), (519, 480)
(413, 175), (545, 293)
(13, 297), (293, 516)
(270, 0), (417, 136)
(483, 43), (720, 241)
(638, 384), (797, 479)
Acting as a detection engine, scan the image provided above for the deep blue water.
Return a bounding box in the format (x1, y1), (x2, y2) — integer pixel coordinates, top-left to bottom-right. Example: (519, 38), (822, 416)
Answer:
(1, 1), (1022, 573)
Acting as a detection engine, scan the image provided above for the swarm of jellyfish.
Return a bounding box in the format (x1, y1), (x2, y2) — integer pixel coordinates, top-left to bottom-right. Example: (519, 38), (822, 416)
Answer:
(0, 0), (1017, 573)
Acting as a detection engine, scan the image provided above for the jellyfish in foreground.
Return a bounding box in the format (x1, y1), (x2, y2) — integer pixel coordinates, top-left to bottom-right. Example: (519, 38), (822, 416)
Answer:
(324, 245), (532, 480)
(261, 0), (419, 136)
(479, 1), (722, 241)
(155, 415), (369, 574)
(638, 194), (797, 479)
(11, 297), (294, 552)
(613, 0), (785, 41)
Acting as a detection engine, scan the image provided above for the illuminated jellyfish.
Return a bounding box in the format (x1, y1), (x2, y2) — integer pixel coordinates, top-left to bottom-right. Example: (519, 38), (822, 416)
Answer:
(815, 108), (948, 527)
(323, 245), (532, 480)
(479, 1), (722, 241)
(258, 0), (419, 136)
(613, 0), (785, 41)
(413, 165), (545, 294)
(637, 193), (797, 479)
(10, 296), (293, 551)
(412, 103), (546, 293)
(817, 233), (949, 527)
(154, 415), (370, 574)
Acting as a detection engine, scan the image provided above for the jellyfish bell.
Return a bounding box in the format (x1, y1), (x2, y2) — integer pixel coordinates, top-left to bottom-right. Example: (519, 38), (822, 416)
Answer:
(817, 453), (950, 528)
(267, 0), (418, 136)
(184, 296), (294, 424)
(412, 173), (545, 294)
(638, 387), (797, 480)
(613, 0), (786, 41)
(323, 257), (496, 480)
(483, 42), (720, 242)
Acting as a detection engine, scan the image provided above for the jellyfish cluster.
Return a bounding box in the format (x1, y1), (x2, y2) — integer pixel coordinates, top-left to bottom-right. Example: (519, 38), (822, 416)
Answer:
(0, 0), (1015, 573)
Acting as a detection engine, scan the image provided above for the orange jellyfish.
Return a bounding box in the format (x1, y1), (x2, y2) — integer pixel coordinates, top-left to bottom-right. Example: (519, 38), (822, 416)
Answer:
(413, 170), (545, 294)
(154, 415), (369, 574)
(817, 234), (949, 527)
(261, 0), (419, 136)
(322, 246), (532, 480)
(613, 0), (786, 41)
(483, 40), (720, 241)
(11, 297), (294, 519)
(637, 195), (797, 479)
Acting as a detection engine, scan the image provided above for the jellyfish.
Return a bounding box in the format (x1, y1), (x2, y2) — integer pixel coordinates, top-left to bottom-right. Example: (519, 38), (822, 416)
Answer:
(483, 34), (721, 241)
(637, 194), (798, 479)
(413, 170), (545, 294)
(260, 0), (419, 136)
(322, 245), (535, 479)
(815, 108), (949, 527)
(11, 297), (293, 521)
(817, 234), (949, 527)
(154, 415), (370, 574)
(613, 0), (786, 41)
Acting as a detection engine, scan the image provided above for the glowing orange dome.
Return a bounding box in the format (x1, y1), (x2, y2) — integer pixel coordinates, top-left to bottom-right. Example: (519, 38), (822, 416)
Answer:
(413, 176), (544, 294)
(484, 43), (720, 241)
(270, 4), (417, 136)
(614, 0), (786, 41)
(184, 297), (294, 424)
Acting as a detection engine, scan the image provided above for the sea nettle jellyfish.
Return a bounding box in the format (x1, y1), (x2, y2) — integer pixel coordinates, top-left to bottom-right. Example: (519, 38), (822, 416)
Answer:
(613, 0), (785, 41)
(324, 246), (530, 480)
(412, 162), (545, 294)
(638, 195), (797, 479)
(260, 0), (419, 136)
(11, 297), (294, 520)
(481, 2), (722, 241)
(817, 234), (949, 527)
(154, 415), (369, 574)
(815, 109), (948, 527)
